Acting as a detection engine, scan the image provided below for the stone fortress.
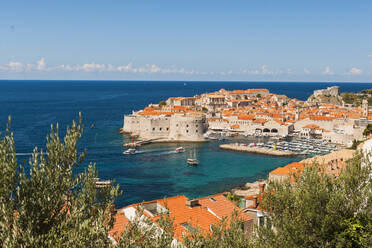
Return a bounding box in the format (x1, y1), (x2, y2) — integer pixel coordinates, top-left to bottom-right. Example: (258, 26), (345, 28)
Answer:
(122, 86), (370, 146)
(313, 86), (340, 97)
(123, 113), (206, 142)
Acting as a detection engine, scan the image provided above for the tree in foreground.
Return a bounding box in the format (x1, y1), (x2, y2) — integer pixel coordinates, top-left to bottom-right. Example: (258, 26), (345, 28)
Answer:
(0, 115), (119, 248)
(253, 153), (372, 248)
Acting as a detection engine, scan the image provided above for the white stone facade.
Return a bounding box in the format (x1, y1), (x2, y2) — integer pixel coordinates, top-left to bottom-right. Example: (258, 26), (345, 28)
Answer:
(313, 86), (340, 97)
(123, 114), (206, 141)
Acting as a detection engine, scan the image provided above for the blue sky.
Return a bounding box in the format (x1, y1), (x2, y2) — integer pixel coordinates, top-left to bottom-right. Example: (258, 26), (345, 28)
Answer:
(1, 0), (371, 81)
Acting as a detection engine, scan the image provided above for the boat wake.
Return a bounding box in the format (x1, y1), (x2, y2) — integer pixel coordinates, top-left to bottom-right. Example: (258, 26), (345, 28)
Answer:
(125, 149), (179, 156)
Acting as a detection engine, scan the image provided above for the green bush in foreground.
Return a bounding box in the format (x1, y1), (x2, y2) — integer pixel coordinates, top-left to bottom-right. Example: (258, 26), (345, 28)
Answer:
(254, 154), (372, 248)
(0, 115), (119, 248)
(0, 116), (371, 247)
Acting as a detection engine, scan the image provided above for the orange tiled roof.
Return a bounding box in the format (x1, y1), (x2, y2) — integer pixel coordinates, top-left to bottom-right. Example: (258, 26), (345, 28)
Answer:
(302, 124), (320, 129)
(231, 124), (240, 129)
(197, 194), (251, 222)
(269, 162), (303, 176)
(310, 116), (335, 121)
(253, 118), (267, 124)
(109, 212), (130, 241)
(238, 114), (254, 120)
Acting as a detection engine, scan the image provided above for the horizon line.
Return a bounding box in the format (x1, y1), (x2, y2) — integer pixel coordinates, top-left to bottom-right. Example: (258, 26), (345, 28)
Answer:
(1, 79), (372, 84)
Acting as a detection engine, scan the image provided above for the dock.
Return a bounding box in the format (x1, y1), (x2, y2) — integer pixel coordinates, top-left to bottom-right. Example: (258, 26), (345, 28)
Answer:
(219, 144), (296, 156)
(122, 138), (163, 148)
(94, 178), (112, 188)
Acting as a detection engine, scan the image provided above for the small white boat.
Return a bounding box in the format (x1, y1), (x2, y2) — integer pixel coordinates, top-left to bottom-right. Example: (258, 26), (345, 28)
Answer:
(206, 136), (218, 140)
(175, 147), (185, 153)
(187, 158), (199, 165)
(123, 148), (136, 155)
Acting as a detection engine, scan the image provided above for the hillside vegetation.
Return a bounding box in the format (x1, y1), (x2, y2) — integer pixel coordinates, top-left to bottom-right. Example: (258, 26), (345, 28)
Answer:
(307, 94), (343, 105)
(341, 89), (372, 107)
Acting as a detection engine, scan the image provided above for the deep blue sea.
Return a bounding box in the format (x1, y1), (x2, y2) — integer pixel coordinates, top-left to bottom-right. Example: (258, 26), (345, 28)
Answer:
(1, 80), (372, 207)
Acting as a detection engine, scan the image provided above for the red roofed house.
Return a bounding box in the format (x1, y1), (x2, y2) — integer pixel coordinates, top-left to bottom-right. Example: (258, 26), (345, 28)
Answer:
(109, 194), (253, 245)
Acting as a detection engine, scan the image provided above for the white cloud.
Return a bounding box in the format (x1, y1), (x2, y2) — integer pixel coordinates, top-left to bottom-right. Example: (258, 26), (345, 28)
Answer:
(8, 61), (23, 72)
(150, 64), (160, 73)
(304, 68), (310, 74)
(239, 65), (287, 76)
(78, 63), (106, 72)
(349, 67), (363, 75)
(323, 66), (333, 75)
(261, 65), (270, 75)
(368, 54), (372, 57)
(36, 58), (46, 71)
(117, 63), (133, 72)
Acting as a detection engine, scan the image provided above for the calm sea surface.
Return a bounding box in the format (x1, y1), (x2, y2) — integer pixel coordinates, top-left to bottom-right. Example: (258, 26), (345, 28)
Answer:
(1, 80), (371, 207)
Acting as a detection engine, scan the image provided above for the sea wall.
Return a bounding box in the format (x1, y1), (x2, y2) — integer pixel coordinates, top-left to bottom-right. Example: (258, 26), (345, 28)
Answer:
(219, 144), (296, 156)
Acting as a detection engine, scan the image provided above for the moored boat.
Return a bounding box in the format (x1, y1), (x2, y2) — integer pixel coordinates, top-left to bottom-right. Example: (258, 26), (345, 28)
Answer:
(187, 158), (199, 165)
(175, 147), (185, 153)
(123, 148), (136, 155)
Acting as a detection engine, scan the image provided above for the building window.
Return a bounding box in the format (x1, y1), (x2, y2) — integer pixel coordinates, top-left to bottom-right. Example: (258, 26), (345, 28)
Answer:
(196, 125), (198, 127)
(159, 128), (162, 131)
(181, 222), (198, 234)
(186, 124), (189, 127)
(152, 128), (155, 131)
(166, 127), (169, 131)
(186, 130), (189, 133)
(196, 130), (198, 132)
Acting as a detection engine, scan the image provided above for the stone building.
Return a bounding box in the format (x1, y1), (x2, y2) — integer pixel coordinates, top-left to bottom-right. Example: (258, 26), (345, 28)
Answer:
(313, 86), (340, 97)
(123, 113), (206, 141)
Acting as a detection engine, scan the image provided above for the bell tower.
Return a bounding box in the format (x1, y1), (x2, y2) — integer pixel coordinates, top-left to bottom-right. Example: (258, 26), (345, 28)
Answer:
(362, 99), (369, 118)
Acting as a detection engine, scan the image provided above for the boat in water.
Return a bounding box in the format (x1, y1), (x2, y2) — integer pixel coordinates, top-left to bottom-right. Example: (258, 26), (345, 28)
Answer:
(187, 149), (199, 165)
(175, 147), (185, 153)
(187, 158), (199, 165)
(123, 148), (136, 155)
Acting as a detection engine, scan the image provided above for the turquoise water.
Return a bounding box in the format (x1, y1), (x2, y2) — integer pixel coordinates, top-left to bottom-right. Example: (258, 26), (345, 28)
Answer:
(1, 80), (371, 207)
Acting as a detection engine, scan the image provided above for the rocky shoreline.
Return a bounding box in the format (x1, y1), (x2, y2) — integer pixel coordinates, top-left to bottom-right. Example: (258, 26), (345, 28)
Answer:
(226, 180), (267, 197)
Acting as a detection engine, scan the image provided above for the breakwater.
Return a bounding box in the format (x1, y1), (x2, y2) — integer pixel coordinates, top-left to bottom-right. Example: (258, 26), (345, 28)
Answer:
(220, 144), (296, 156)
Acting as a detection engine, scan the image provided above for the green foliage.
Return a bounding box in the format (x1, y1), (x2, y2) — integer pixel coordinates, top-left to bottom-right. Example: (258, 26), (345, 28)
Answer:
(182, 211), (251, 248)
(350, 139), (362, 149)
(336, 216), (372, 248)
(202, 107), (208, 112)
(360, 89), (372, 95)
(363, 124), (372, 136)
(158, 100), (166, 106)
(341, 90), (372, 107)
(115, 210), (252, 248)
(253, 153), (372, 248)
(226, 193), (240, 203)
(116, 209), (175, 248)
(0, 114), (119, 248)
